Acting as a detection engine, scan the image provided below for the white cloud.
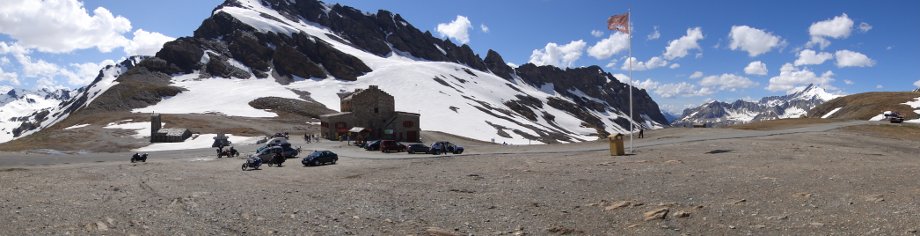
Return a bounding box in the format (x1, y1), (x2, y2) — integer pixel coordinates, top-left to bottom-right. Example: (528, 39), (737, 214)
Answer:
(700, 73), (757, 91)
(858, 22), (872, 33)
(36, 77), (69, 90)
(876, 84), (883, 89)
(123, 29), (174, 56)
(767, 63), (835, 92)
(834, 50), (875, 68)
(0, 41), (27, 55)
(0, 0), (132, 53)
(689, 71), (704, 79)
(590, 30), (604, 38)
(913, 80), (920, 88)
(794, 49), (833, 66)
(0, 67), (19, 85)
(744, 61), (768, 76)
(647, 26), (660, 40)
(0, 57), (9, 66)
(806, 13), (854, 49)
(654, 82), (713, 98)
(621, 56), (669, 71)
(587, 32), (628, 59)
(480, 24), (489, 33)
(663, 27), (704, 60)
(528, 40), (586, 68)
(729, 25), (783, 57)
(604, 59), (617, 69)
(68, 60), (115, 85)
(436, 15), (473, 44)
(11, 50), (113, 86)
(844, 79), (854, 85)
(618, 75), (712, 98)
(669, 63), (680, 69)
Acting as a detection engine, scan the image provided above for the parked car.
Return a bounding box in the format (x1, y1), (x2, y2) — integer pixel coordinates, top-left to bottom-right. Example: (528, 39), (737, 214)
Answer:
(406, 144), (430, 154)
(380, 140), (406, 153)
(254, 145), (300, 162)
(429, 141), (464, 154)
(302, 150), (338, 166)
(364, 140), (381, 151)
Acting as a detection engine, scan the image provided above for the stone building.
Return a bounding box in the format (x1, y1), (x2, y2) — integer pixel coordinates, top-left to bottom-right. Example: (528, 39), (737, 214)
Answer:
(320, 85), (421, 142)
(150, 114), (192, 143)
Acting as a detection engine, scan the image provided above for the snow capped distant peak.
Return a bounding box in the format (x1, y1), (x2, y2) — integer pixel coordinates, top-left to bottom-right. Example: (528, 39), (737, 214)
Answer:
(0, 86), (13, 95)
(790, 84), (842, 102)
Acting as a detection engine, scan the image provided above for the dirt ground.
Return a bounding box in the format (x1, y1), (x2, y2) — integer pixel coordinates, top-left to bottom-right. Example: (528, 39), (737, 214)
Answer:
(1, 122), (920, 235)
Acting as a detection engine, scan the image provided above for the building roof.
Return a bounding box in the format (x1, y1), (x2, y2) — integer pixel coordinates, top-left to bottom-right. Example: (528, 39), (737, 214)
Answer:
(156, 128), (189, 137)
(320, 112), (352, 118)
(395, 111), (421, 116)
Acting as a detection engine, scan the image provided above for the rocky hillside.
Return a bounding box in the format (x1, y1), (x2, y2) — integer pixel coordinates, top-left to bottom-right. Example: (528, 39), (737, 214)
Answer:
(810, 91), (920, 121)
(673, 84), (841, 127)
(6, 0), (668, 144)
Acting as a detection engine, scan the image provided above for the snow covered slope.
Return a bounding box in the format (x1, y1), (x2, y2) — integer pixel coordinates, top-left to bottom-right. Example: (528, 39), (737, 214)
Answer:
(0, 87), (72, 142)
(674, 84), (842, 127)
(3, 57), (144, 142)
(127, 0), (667, 144)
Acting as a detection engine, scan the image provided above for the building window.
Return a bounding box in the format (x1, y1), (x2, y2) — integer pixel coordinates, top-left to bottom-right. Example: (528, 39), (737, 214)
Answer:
(403, 121), (413, 128)
(321, 122), (328, 128)
(374, 107), (379, 113)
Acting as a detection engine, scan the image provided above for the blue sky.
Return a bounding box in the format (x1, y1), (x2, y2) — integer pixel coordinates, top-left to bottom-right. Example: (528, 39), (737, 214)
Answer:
(0, 0), (917, 114)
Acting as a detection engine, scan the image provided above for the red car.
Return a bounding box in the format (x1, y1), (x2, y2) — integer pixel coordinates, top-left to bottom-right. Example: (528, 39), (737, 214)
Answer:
(380, 140), (406, 153)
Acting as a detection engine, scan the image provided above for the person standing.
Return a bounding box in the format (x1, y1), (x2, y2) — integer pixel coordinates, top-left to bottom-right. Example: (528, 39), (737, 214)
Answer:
(638, 128), (644, 139)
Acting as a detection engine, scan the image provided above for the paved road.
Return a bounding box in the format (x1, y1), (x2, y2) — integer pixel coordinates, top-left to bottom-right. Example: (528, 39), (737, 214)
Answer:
(0, 120), (874, 167)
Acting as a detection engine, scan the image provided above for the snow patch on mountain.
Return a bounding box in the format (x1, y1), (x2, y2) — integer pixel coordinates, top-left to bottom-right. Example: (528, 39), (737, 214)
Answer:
(821, 107), (842, 119)
(133, 75), (303, 117)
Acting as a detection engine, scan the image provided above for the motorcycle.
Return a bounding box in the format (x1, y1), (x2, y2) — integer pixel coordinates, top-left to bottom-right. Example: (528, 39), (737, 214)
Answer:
(131, 153), (148, 163)
(241, 155), (262, 171)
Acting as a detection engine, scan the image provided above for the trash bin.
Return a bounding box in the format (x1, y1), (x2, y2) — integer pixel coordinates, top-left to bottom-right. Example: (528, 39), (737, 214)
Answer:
(608, 133), (625, 156)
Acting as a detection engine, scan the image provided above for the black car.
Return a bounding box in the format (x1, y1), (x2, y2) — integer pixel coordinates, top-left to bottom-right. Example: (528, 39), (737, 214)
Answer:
(406, 144), (430, 154)
(302, 150), (338, 166)
(364, 140), (381, 151)
(429, 141), (464, 155)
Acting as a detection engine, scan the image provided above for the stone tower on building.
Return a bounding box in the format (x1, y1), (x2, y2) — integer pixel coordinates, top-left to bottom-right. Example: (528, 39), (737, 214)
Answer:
(320, 85), (421, 142)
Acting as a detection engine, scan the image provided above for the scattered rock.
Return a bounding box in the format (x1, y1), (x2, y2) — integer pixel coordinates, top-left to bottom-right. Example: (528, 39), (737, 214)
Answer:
(546, 225), (582, 234)
(864, 195), (884, 203)
(95, 221), (108, 231)
(604, 201), (631, 211)
(730, 199), (747, 204)
(794, 192), (812, 198)
(425, 227), (459, 236)
(643, 207), (669, 221)
(673, 210), (691, 218)
(766, 215), (788, 221)
(809, 222), (824, 227)
(705, 149), (731, 154)
(752, 224), (766, 229)
(664, 160), (683, 164)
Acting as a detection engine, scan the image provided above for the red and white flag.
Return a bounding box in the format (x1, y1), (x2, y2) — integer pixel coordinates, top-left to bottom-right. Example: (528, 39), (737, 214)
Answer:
(607, 13), (629, 34)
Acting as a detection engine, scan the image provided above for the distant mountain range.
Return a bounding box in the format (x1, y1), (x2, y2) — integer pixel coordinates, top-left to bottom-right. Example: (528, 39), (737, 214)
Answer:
(0, 87), (72, 142)
(673, 84), (842, 127)
(0, 57), (143, 143)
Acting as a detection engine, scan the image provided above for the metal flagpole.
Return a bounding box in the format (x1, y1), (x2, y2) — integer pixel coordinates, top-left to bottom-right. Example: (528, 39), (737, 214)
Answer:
(627, 9), (633, 154)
